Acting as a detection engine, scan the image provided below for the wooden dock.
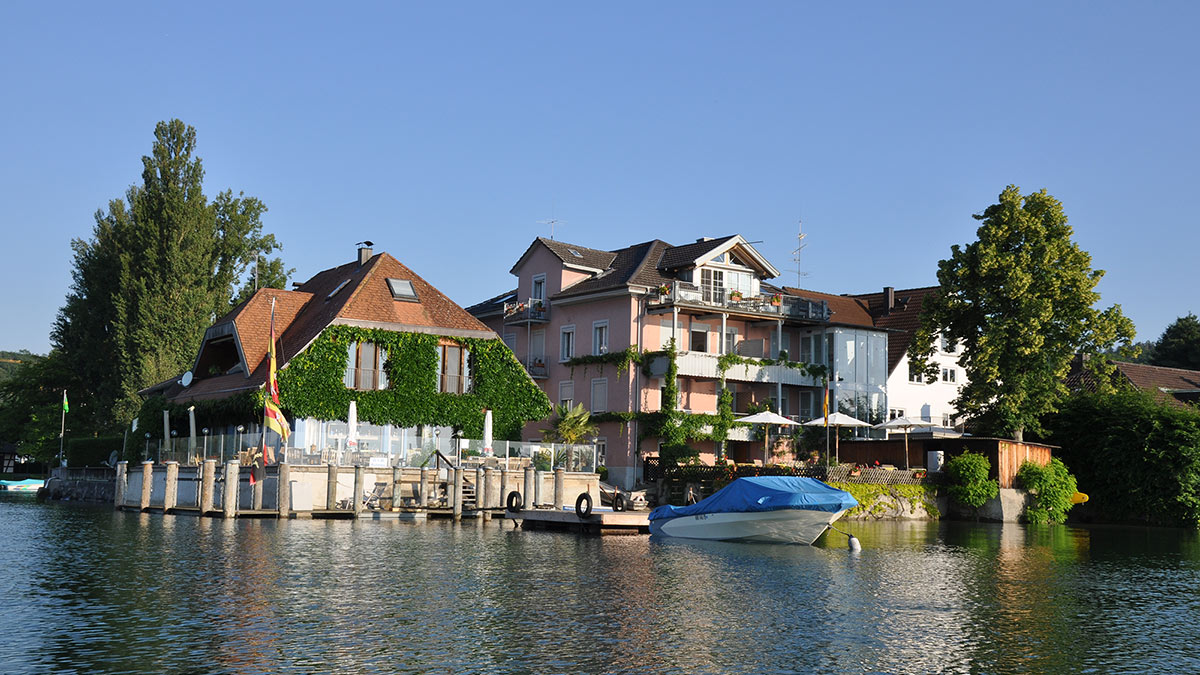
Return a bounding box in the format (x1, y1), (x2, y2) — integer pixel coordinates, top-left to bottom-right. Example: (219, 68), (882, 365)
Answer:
(506, 507), (650, 535)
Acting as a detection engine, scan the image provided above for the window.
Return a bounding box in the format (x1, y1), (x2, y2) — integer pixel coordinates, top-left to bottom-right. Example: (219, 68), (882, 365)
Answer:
(386, 278), (418, 302)
(344, 342), (388, 390)
(690, 323), (709, 352)
(942, 413), (952, 427)
(595, 437), (607, 467)
(436, 343), (471, 393)
(909, 362), (925, 383)
(942, 368), (956, 383)
(530, 329), (545, 362)
(592, 321), (609, 356)
(800, 391), (813, 419)
(558, 381), (574, 408)
(941, 334), (956, 354)
(531, 274), (546, 302)
(660, 319), (682, 349)
(700, 268), (725, 303)
(560, 325), (575, 361)
(890, 408), (905, 420)
(724, 327), (739, 355)
(591, 378), (608, 413)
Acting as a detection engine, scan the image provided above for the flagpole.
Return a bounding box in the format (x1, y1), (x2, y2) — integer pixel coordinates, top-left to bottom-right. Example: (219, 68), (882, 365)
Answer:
(59, 389), (67, 467)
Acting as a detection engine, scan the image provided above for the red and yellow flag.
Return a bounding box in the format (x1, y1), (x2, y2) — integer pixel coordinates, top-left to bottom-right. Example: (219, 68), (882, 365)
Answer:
(823, 378), (830, 427)
(263, 297), (290, 463)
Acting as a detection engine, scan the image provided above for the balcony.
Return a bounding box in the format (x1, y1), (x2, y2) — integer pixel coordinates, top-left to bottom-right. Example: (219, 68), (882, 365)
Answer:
(504, 297), (550, 324)
(523, 360), (548, 379)
(645, 350), (822, 387)
(646, 281), (830, 322)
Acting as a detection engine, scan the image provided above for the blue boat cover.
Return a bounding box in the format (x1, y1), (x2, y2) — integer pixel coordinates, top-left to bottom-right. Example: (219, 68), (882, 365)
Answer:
(648, 476), (858, 522)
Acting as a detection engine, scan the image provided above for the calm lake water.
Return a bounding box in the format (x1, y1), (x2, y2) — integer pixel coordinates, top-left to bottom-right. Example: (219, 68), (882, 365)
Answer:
(3, 492), (1199, 674)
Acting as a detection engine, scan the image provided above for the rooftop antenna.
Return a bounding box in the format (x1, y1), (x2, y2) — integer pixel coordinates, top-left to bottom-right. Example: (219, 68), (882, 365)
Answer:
(537, 218), (566, 240)
(791, 218), (809, 287)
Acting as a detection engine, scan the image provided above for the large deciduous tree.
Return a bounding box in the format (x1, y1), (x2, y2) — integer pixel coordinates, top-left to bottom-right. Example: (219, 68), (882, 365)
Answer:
(910, 185), (1135, 440)
(50, 119), (290, 431)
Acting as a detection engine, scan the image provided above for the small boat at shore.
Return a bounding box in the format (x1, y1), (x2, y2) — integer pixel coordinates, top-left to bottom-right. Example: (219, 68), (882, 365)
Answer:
(648, 476), (858, 545)
(0, 479), (44, 492)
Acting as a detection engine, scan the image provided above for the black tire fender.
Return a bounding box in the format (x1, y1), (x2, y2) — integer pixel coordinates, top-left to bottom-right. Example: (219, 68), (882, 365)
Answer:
(612, 493), (627, 512)
(575, 492), (593, 518)
(506, 490), (523, 513)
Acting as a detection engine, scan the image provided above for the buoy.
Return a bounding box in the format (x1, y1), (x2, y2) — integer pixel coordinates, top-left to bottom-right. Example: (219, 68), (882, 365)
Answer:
(848, 535), (861, 552)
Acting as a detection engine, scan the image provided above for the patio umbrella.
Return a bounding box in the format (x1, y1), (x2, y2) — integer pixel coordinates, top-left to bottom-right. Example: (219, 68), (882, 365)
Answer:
(802, 412), (871, 465)
(872, 416), (934, 470)
(482, 408), (494, 457)
(738, 410), (800, 465)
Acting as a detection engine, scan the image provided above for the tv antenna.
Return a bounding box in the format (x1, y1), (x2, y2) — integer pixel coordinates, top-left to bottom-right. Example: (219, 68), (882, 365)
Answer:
(538, 218), (566, 240)
(791, 218), (809, 287)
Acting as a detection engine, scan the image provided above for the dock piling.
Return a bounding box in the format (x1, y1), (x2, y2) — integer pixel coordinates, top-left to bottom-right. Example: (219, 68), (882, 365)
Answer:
(277, 463), (290, 517)
(392, 466), (401, 509)
(525, 467), (536, 508)
(353, 465), (364, 515)
(222, 460), (239, 519)
(164, 461), (179, 512)
(114, 461), (127, 509)
(453, 467), (463, 521)
(419, 468), (430, 507)
(200, 460), (215, 513)
(326, 463), (338, 510)
(482, 466), (494, 510)
(140, 460), (153, 511)
(553, 467), (564, 510)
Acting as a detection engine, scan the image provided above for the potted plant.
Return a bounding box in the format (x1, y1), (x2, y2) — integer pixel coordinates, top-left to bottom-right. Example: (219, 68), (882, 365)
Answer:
(769, 293), (782, 307)
(730, 290), (743, 301)
(657, 284), (671, 297)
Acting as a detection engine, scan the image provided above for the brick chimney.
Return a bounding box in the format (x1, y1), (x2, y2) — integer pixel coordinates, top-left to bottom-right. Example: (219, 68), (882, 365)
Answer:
(357, 241), (374, 267)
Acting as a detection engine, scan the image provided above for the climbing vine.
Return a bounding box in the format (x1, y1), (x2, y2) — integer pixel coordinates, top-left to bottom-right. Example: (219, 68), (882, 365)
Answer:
(276, 325), (551, 440)
(564, 345), (643, 378)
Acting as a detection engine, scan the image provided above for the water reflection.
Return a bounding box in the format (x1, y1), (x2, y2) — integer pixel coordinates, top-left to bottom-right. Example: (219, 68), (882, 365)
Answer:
(3, 492), (1200, 674)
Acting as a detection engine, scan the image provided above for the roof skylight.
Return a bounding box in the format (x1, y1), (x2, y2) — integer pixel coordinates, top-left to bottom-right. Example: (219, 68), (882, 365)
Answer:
(569, 248), (583, 258)
(387, 278), (419, 302)
(327, 278), (351, 300)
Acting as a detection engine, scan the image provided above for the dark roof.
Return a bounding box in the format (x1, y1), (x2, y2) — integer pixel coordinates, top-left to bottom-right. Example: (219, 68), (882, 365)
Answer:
(657, 236), (738, 271)
(850, 286), (941, 373)
(782, 287), (874, 328)
(554, 239), (674, 299)
(511, 237), (617, 275)
(464, 288), (517, 317)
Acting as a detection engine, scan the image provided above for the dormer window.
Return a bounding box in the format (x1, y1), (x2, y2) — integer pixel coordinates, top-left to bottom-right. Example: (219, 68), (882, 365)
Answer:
(387, 278), (418, 302)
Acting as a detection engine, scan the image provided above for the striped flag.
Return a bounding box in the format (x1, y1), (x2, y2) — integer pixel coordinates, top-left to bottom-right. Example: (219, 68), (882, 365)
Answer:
(262, 297), (290, 464)
(823, 378), (829, 427)
(62, 390), (69, 413)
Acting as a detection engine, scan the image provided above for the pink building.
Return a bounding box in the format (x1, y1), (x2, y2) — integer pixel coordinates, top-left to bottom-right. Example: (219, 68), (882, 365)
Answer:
(469, 235), (892, 489)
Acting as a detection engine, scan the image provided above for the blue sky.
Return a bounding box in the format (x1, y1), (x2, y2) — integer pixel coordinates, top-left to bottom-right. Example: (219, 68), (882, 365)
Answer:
(2, 2), (1196, 354)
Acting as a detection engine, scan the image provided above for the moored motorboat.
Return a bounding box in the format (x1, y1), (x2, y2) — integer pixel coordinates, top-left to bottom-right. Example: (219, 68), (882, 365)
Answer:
(0, 479), (44, 492)
(648, 476), (857, 545)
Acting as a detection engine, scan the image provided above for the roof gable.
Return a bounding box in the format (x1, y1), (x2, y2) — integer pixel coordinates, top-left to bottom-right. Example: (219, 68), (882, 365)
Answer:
(510, 237), (617, 275)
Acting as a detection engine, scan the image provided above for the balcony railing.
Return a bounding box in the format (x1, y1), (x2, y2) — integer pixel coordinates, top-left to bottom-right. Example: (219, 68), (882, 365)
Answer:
(647, 281), (830, 321)
(504, 297), (550, 324)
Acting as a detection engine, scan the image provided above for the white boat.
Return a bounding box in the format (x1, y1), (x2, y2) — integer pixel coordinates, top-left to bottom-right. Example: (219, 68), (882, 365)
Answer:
(0, 479), (43, 492)
(648, 476), (857, 545)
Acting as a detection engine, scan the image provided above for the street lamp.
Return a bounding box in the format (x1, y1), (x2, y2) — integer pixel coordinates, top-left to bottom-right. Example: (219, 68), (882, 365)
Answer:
(144, 432), (151, 460)
(202, 427), (210, 460)
(237, 425), (245, 463)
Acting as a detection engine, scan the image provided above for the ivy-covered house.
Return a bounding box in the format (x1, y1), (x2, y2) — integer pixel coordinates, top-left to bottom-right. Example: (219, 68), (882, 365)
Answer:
(138, 245), (550, 461)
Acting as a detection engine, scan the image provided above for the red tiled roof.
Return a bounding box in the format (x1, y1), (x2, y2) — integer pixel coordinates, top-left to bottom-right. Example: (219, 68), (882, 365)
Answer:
(781, 287), (874, 328)
(167, 251), (494, 404)
(850, 286), (941, 373)
(1115, 361), (1200, 408)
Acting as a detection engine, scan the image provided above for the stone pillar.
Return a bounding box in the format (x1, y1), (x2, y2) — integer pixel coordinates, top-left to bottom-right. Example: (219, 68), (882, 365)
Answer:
(326, 463), (338, 510)
(163, 461), (179, 512)
(482, 466), (494, 510)
(498, 468), (508, 509)
(419, 468), (430, 507)
(223, 460), (239, 519)
(452, 467), (463, 521)
(200, 459), (216, 514)
(277, 463), (290, 517)
(475, 466), (485, 510)
(140, 460), (153, 511)
(114, 461), (127, 509)
(527, 467), (538, 508)
(353, 465), (364, 515)
(553, 467), (565, 510)
(392, 466), (402, 510)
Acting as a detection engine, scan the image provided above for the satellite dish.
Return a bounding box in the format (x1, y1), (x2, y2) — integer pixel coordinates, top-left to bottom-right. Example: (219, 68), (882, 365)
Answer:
(181, 371), (193, 387)
(105, 451), (118, 468)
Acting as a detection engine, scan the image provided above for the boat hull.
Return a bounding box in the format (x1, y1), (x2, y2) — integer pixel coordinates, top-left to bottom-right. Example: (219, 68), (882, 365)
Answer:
(649, 508), (848, 545)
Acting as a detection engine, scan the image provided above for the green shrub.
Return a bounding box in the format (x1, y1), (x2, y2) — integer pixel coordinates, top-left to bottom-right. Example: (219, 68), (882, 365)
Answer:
(597, 465), (609, 481)
(945, 451), (998, 510)
(1016, 458), (1078, 524)
(66, 436), (123, 467)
